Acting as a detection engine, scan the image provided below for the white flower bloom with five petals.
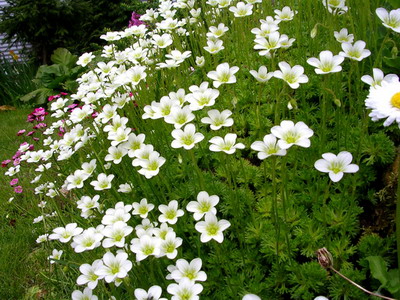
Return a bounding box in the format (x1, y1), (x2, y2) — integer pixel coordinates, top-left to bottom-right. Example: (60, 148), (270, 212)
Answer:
(361, 68), (399, 88)
(271, 120), (314, 149)
(314, 151), (359, 182)
(251, 134), (287, 159)
(249, 66), (274, 82)
(186, 191), (220, 221)
(195, 212), (231, 243)
(201, 109), (234, 130)
(171, 124), (205, 150)
(339, 40), (371, 61)
(307, 50), (344, 74)
(229, 2), (253, 17)
(376, 8), (400, 33)
(209, 133), (245, 154)
(334, 28), (354, 43)
(274, 62), (309, 89)
(158, 200), (185, 224)
(207, 63), (239, 88)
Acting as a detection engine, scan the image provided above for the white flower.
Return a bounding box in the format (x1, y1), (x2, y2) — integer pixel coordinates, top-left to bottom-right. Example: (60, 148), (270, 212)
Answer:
(229, 2), (253, 17)
(77, 259), (103, 289)
(207, 63), (239, 88)
(137, 151), (166, 179)
(167, 278), (203, 300)
(135, 285), (164, 300)
(274, 62), (308, 89)
(165, 106), (195, 129)
(339, 40), (371, 61)
(36, 234), (49, 244)
(253, 32), (284, 56)
(251, 23), (280, 38)
(376, 8), (400, 33)
(90, 173), (114, 190)
(77, 52), (95, 67)
(118, 182), (133, 193)
(158, 200), (185, 224)
(322, 0), (348, 15)
(203, 39), (225, 54)
(209, 133), (245, 154)
(48, 249), (63, 264)
(334, 28), (354, 43)
(132, 198), (155, 218)
(361, 68), (399, 88)
(307, 50), (344, 74)
(168, 258), (207, 282)
(274, 6), (297, 21)
(152, 33), (173, 48)
(207, 23), (229, 38)
(271, 120), (314, 149)
(186, 191), (219, 221)
(249, 66), (274, 82)
(71, 228), (103, 253)
(365, 80), (400, 126)
(104, 145), (128, 164)
(251, 134), (287, 159)
(201, 109), (233, 130)
(102, 221), (133, 248)
(159, 231), (183, 259)
(71, 287), (98, 300)
(314, 151), (359, 182)
(314, 297), (329, 300)
(195, 56), (205, 67)
(195, 213), (231, 243)
(171, 124), (204, 150)
(49, 223), (83, 243)
(130, 235), (161, 261)
(95, 251), (132, 283)
(186, 85), (220, 111)
(243, 294), (261, 300)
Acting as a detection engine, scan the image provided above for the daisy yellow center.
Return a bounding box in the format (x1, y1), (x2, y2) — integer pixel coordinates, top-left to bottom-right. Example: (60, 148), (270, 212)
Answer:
(391, 92), (400, 108)
(219, 72), (231, 83)
(181, 134), (195, 145)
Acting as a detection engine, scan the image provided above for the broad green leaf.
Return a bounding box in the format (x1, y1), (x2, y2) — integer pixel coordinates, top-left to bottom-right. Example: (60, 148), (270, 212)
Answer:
(20, 88), (52, 104)
(50, 48), (78, 68)
(386, 269), (400, 294)
(366, 256), (389, 287)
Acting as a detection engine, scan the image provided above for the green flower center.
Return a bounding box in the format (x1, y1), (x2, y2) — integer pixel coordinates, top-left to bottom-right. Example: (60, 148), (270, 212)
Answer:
(143, 245), (155, 256)
(206, 222), (219, 236)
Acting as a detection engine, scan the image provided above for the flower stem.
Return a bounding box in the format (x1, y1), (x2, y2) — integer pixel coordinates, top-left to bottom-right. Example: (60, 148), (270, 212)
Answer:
(330, 267), (396, 300)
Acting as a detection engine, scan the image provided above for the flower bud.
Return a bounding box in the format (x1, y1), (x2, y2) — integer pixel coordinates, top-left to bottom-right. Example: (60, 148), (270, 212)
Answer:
(311, 24), (318, 39)
(316, 247), (333, 269)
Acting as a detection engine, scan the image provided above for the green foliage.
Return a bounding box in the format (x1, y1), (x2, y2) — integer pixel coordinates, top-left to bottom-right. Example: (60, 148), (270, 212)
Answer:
(0, 57), (38, 107)
(21, 48), (81, 104)
(0, 0), (131, 63)
(366, 256), (400, 297)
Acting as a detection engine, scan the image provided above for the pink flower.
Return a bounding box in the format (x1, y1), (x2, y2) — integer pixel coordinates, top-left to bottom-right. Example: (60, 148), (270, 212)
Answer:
(10, 178), (18, 186)
(14, 186), (23, 193)
(33, 137), (39, 142)
(13, 158), (21, 166)
(26, 131), (35, 136)
(1, 160), (11, 167)
(13, 150), (22, 160)
(17, 129), (26, 136)
(60, 92), (68, 96)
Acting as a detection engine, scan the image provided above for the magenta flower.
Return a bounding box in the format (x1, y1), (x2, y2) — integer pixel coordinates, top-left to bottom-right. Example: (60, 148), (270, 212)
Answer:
(10, 178), (18, 186)
(14, 186), (23, 193)
(17, 129), (26, 136)
(1, 160), (11, 167)
(13, 159), (21, 166)
(26, 131), (35, 136)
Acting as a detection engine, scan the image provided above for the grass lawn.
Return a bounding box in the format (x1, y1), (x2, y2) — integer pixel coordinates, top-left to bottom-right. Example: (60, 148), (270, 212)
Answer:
(0, 108), (53, 300)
